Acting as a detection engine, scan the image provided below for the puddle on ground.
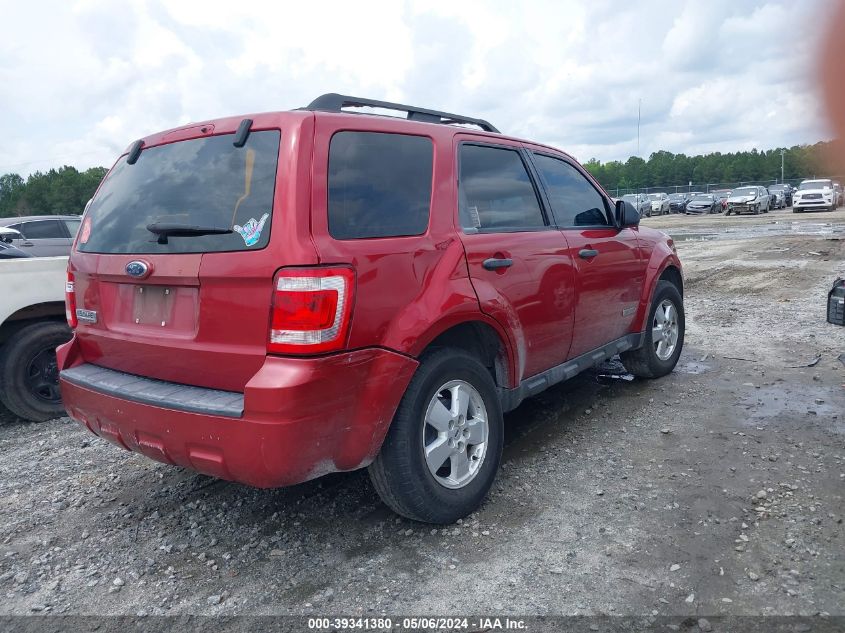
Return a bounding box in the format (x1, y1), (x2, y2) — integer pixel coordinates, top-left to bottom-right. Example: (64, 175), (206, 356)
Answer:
(675, 360), (713, 375)
(669, 220), (845, 243)
(670, 232), (719, 242)
(739, 385), (843, 434)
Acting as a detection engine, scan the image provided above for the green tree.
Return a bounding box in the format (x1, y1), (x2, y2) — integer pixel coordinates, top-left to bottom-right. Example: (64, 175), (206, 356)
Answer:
(0, 166), (106, 218)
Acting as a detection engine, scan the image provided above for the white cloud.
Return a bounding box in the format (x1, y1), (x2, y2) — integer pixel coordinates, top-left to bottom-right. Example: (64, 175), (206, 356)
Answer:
(0, 0), (833, 176)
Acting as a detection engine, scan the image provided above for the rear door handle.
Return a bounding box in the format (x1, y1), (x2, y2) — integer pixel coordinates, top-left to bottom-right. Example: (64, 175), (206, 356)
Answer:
(579, 248), (599, 259)
(482, 258), (513, 271)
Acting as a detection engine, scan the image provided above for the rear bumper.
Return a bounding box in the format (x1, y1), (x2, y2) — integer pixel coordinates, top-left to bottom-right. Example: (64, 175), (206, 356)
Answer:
(57, 336), (418, 488)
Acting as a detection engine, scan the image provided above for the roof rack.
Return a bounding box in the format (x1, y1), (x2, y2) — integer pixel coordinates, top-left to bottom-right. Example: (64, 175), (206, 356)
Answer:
(303, 93), (500, 134)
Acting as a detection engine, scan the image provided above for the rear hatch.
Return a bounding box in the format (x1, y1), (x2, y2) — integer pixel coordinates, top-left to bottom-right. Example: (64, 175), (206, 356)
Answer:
(70, 121), (312, 392)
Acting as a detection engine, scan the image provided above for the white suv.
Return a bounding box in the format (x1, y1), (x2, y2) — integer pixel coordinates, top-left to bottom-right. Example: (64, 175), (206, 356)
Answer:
(793, 179), (836, 213)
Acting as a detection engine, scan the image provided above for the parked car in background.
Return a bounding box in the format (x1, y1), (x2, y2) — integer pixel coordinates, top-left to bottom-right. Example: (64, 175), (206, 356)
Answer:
(834, 183), (843, 207)
(769, 184), (793, 207)
(56, 93), (685, 524)
(726, 186), (770, 215)
(668, 193), (690, 213)
(712, 190), (731, 212)
(621, 193), (651, 217)
(0, 257), (71, 421)
(647, 192), (670, 215)
(684, 193), (721, 214)
(0, 228), (32, 259)
(0, 215), (81, 257)
(793, 179), (836, 212)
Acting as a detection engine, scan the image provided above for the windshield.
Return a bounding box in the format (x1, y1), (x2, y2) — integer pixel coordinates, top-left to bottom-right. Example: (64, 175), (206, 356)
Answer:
(769, 185), (786, 191)
(669, 193), (686, 200)
(799, 180), (832, 190)
(647, 194), (663, 200)
(78, 130), (281, 254)
(732, 188), (757, 197)
(622, 194), (637, 202)
(691, 195), (714, 201)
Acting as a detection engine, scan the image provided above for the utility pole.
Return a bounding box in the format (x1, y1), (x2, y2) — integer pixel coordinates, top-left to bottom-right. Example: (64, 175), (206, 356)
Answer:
(780, 149), (785, 183)
(637, 98), (641, 157)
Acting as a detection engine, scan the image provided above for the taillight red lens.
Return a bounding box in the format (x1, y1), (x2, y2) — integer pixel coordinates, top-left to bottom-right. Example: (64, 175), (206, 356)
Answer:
(272, 290), (338, 330)
(65, 270), (77, 328)
(268, 267), (354, 354)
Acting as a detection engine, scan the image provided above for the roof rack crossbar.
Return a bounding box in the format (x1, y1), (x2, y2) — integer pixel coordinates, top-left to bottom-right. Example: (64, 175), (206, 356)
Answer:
(303, 93), (500, 133)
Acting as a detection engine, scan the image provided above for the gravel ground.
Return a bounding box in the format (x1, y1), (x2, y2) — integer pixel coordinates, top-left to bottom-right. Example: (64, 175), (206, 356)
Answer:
(0, 207), (843, 619)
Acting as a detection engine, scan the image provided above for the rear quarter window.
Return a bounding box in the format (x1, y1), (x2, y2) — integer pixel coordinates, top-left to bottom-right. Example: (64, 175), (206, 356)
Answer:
(22, 220), (66, 239)
(328, 131), (433, 239)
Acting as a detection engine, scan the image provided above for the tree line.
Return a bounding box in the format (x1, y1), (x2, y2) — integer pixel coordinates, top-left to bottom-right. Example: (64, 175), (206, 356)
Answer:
(0, 140), (840, 217)
(583, 141), (841, 193)
(0, 166), (107, 218)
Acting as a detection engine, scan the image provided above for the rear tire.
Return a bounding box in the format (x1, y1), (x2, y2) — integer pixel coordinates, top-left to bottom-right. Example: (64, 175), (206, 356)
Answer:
(368, 348), (504, 524)
(621, 281), (684, 379)
(0, 321), (71, 422)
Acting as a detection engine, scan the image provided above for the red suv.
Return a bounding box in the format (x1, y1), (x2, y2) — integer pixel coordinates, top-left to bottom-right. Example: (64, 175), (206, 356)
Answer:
(58, 94), (684, 524)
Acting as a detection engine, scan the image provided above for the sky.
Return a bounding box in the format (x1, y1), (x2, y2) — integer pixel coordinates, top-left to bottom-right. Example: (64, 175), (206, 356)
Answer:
(0, 0), (834, 176)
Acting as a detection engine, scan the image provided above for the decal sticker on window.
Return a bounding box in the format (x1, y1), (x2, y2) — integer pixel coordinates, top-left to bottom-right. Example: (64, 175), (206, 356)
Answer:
(467, 206), (481, 229)
(79, 216), (92, 244)
(234, 213), (269, 246)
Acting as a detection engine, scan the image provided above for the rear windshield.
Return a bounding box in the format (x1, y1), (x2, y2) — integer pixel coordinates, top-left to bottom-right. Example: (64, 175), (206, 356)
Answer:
(78, 130), (280, 254)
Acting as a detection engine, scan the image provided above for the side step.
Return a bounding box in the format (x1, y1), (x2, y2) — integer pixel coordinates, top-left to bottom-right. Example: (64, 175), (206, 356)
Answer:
(498, 332), (644, 412)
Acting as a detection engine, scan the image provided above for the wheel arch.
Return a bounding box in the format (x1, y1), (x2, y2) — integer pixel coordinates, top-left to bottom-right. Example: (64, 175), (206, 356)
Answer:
(658, 265), (683, 297)
(0, 302), (66, 346)
(632, 254), (684, 334)
(412, 319), (515, 390)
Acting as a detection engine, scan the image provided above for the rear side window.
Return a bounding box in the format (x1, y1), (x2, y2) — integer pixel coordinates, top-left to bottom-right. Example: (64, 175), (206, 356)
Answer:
(22, 220), (66, 239)
(63, 219), (81, 236)
(459, 144), (545, 231)
(328, 132), (433, 239)
(79, 130), (280, 254)
(532, 154), (610, 227)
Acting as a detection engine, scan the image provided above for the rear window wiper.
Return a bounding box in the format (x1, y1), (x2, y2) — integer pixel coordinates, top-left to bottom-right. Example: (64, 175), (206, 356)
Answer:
(146, 223), (233, 245)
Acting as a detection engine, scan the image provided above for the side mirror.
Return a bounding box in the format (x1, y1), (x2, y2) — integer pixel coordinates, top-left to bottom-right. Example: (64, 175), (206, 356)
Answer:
(615, 200), (640, 228)
(0, 229), (23, 244)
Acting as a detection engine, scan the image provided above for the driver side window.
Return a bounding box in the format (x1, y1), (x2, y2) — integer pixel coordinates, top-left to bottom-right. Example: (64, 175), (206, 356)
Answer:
(531, 153), (610, 227)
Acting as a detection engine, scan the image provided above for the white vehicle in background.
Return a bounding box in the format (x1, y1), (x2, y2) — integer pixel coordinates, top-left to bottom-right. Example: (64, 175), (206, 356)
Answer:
(793, 179), (836, 213)
(725, 186), (770, 215)
(647, 192), (670, 215)
(0, 257), (71, 421)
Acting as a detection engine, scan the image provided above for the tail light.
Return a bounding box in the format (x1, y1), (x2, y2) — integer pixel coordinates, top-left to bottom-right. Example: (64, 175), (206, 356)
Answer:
(65, 270), (77, 328)
(268, 267), (354, 355)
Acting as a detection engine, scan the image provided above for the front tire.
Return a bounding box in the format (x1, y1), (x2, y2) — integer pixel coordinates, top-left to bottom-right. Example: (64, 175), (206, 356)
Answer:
(0, 321), (71, 422)
(621, 281), (684, 379)
(368, 348), (504, 524)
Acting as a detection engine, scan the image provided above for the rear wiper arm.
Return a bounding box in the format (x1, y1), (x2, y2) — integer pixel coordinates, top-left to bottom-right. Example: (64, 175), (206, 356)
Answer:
(146, 223), (233, 245)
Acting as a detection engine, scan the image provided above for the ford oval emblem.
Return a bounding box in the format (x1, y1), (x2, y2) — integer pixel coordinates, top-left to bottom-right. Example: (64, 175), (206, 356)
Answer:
(125, 260), (151, 278)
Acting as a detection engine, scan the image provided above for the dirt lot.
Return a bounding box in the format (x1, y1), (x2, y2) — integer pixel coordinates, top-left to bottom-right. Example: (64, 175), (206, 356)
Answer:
(1, 207), (843, 620)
